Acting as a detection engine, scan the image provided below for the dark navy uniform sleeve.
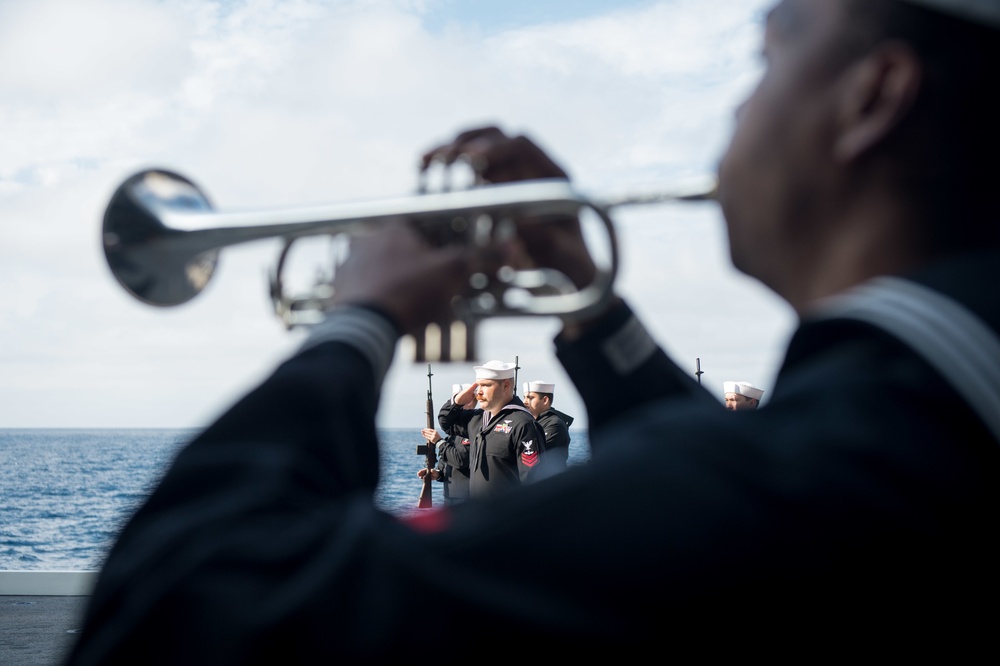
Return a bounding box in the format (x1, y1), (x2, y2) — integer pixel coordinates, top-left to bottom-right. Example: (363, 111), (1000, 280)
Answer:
(514, 415), (547, 483)
(555, 299), (718, 436)
(539, 411), (571, 467)
(437, 433), (470, 470)
(67, 306), (406, 664)
(432, 453), (447, 482)
(438, 399), (475, 433)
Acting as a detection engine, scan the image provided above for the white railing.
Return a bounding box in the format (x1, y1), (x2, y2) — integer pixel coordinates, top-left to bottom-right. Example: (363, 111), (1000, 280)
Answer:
(0, 570), (98, 596)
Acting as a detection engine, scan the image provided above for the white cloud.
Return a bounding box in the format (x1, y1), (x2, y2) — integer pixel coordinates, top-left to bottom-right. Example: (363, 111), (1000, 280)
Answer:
(0, 0), (194, 99)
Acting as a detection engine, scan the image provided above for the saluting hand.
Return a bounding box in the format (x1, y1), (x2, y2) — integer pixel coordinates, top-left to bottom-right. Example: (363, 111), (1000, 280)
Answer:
(454, 383), (479, 407)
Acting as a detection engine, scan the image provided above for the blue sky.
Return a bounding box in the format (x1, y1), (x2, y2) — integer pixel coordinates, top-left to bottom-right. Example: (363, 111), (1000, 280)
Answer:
(0, 0), (786, 428)
(422, 0), (659, 32)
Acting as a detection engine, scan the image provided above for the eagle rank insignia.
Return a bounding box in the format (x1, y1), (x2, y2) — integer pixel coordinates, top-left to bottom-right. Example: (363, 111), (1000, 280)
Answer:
(520, 440), (539, 467)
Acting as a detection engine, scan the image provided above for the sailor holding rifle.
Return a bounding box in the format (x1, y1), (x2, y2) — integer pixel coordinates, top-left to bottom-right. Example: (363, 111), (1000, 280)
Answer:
(68, 0), (1000, 661)
(418, 383), (474, 504)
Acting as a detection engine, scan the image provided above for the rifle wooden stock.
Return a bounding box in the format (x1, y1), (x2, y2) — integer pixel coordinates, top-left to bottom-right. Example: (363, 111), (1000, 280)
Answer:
(417, 365), (436, 509)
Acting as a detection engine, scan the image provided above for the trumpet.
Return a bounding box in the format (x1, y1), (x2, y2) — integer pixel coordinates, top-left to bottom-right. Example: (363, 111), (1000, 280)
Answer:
(102, 169), (716, 361)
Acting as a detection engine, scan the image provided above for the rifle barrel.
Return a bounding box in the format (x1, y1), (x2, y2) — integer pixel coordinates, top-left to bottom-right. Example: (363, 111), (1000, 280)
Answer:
(417, 364), (436, 509)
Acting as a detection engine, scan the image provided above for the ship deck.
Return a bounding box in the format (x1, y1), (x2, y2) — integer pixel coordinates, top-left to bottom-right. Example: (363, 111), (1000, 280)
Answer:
(1, 572), (96, 665)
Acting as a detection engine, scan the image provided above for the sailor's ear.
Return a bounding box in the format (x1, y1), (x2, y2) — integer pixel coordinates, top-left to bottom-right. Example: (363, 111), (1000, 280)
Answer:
(833, 41), (923, 162)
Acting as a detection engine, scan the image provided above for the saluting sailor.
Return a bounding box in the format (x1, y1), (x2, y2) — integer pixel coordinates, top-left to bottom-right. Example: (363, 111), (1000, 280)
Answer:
(722, 381), (764, 411)
(439, 360), (547, 499)
(522, 380), (574, 470)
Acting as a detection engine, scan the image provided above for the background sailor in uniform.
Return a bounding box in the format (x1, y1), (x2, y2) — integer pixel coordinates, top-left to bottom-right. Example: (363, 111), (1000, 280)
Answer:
(439, 360), (547, 499)
(418, 383), (474, 504)
(522, 380), (574, 470)
(722, 381), (764, 411)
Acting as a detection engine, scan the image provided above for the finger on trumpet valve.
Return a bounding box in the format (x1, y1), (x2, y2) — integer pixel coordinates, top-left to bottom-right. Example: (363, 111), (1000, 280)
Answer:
(456, 154), (487, 187)
(417, 156), (481, 194)
(417, 158), (452, 193)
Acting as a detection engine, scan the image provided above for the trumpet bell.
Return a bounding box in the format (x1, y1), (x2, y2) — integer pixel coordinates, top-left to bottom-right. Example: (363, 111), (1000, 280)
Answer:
(103, 170), (219, 307)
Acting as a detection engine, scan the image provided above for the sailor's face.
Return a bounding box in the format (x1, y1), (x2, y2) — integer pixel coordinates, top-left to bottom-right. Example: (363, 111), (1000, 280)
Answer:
(716, 0), (849, 295)
(725, 392), (758, 412)
(522, 392), (545, 419)
(475, 380), (507, 412)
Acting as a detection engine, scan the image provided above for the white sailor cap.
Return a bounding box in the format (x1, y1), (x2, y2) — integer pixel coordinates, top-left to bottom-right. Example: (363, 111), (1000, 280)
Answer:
(723, 381), (764, 401)
(473, 360), (516, 380)
(451, 384), (463, 395)
(897, 0), (1000, 28)
(523, 380), (555, 394)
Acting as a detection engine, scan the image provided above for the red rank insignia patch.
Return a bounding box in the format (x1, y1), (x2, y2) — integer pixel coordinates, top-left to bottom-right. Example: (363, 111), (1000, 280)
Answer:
(461, 438), (470, 445)
(520, 440), (539, 467)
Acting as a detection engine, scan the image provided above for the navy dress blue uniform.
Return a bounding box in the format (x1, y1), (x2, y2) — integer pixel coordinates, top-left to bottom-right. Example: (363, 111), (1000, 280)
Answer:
(65, 250), (1000, 663)
(535, 407), (573, 467)
(424, 385), (473, 503)
(434, 397), (472, 503)
(439, 396), (546, 499)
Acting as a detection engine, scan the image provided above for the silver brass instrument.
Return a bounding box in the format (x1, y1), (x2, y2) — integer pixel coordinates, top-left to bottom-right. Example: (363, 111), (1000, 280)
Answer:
(102, 169), (715, 362)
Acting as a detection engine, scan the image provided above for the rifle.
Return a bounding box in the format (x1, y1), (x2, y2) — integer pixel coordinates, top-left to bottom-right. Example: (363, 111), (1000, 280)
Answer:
(513, 355), (520, 396)
(695, 358), (704, 385)
(416, 364), (437, 509)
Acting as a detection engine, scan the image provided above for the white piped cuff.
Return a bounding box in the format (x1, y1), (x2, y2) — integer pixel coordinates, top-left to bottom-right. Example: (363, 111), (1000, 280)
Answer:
(299, 306), (399, 390)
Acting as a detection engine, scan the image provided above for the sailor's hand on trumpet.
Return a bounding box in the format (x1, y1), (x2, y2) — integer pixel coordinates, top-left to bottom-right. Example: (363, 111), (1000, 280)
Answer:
(422, 126), (599, 293)
(330, 220), (476, 336)
(421, 126), (569, 184)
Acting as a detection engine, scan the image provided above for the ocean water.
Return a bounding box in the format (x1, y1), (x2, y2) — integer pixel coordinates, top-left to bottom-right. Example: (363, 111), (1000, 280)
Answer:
(0, 428), (590, 571)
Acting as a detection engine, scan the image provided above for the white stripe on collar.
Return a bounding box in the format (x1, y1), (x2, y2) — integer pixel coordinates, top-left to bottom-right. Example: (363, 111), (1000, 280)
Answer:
(815, 276), (1000, 445)
(481, 404), (534, 431)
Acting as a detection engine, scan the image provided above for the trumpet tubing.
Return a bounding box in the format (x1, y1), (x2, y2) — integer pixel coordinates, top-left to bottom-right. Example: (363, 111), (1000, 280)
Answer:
(102, 168), (716, 361)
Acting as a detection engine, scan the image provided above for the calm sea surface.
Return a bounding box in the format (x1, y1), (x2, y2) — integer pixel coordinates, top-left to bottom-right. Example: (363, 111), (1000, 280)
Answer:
(0, 428), (590, 570)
